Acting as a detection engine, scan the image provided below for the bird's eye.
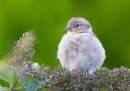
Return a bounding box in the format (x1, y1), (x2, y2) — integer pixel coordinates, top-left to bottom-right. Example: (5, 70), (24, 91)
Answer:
(75, 24), (80, 28)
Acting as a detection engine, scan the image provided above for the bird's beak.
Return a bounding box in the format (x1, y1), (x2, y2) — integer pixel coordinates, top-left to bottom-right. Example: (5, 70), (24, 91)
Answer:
(65, 25), (72, 31)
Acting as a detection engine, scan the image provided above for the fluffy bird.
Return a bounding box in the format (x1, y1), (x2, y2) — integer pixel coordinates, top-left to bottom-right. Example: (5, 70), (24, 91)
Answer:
(57, 17), (106, 74)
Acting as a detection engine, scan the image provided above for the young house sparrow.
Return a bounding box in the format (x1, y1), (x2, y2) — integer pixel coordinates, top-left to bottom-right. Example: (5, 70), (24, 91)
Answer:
(57, 17), (106, 74)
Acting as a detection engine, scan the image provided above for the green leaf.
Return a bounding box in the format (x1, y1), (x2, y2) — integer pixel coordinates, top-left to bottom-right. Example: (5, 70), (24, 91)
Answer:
(82, 82), (89, 91)
(0, 85), (7, 90)
(26, 81), (41, 91)
(0, 61), (14, 88)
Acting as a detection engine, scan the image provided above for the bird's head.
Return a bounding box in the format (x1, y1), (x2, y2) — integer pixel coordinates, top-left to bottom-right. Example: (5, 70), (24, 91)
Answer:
(65, 17), (92, 33)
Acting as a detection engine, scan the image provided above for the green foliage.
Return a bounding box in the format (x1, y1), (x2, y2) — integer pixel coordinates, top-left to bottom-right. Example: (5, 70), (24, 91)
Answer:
(1, 32), (130, 91)
(26, 81), (41, 91)
(0, 61), (14, 88)
(0, 85), (7, 90)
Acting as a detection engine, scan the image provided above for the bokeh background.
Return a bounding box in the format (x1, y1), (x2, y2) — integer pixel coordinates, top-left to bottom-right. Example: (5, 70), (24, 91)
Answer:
(0, 0), (130, 87)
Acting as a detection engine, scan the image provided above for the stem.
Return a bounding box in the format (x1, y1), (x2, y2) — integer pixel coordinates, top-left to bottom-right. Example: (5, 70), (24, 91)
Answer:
(12, 73), (20, 90)
(3, 87), (26, 91)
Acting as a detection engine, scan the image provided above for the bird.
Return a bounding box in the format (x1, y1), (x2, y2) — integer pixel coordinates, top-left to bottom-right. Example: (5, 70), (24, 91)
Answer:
(57, 17), (106, 74)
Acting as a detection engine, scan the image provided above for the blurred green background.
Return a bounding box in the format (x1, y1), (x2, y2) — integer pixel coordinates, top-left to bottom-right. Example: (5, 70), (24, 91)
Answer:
(0, 0), (130, 87)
